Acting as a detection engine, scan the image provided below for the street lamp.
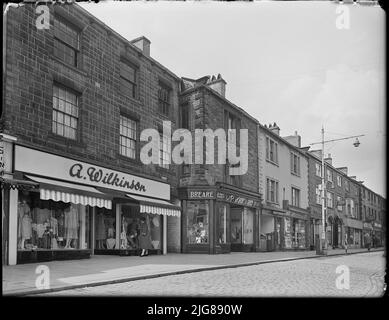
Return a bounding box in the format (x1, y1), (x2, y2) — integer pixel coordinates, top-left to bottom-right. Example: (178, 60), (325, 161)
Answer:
(310, 127), (365, 255)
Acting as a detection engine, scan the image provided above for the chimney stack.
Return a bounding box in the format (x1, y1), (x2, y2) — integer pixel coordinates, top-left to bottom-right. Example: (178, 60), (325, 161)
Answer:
(269, 122), (280, 135)
(207, 74), (227, 97)
(324, 153), (332, 166)
(282, 130), (301, 147)
(337, 167), (348, 175)
(131, 36), (151, 57)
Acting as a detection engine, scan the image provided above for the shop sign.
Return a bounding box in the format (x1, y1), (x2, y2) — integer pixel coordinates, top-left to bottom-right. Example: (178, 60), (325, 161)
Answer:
(14, 145), (170, 200)
(188, 190), (215, 199)
(223, 192), (260, 208)
(373, 222), (382, 229)
(363, 222), (373, 230)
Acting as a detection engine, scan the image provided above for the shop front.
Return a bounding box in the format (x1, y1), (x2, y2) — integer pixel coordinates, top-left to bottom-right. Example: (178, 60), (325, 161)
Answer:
(343, 217), (362, 249)
(362, 222), (373, 248)
(372, 222), (383, 247)
(179, 184), (261, 254)
(326, 214), (343, 249)
(5, 145), (180, 265)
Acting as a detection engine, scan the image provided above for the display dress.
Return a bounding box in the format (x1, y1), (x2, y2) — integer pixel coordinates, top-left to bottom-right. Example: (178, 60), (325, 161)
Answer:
(18, 202), (30, 238)
(65, 206), (79, 239)
(21, 214), (32, 240)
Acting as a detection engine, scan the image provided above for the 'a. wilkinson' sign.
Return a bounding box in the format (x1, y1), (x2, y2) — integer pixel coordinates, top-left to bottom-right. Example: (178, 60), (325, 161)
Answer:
(14, 145), (170, 200)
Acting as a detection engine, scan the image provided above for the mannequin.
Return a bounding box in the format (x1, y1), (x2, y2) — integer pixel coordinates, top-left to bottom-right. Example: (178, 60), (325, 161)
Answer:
(21, 211), (32, 249)
(64, 205), (79, 249)
(18, 199), (31, 249)
(120, 216), (128, 249)
(106, 221), (116, 249)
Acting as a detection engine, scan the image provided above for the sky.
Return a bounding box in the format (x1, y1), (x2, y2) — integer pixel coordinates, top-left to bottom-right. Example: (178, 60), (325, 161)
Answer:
(79, 0), (386, 197)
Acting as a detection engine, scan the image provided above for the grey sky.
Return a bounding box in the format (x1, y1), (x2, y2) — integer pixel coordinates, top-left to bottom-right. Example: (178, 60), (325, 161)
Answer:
(79, 1), (386, 197)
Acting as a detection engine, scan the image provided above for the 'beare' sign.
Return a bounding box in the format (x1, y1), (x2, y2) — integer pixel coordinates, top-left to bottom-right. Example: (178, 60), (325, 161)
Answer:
(14, 146), (170, 200)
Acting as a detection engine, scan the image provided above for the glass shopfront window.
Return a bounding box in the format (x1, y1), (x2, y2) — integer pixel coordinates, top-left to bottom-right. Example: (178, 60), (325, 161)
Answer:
(187, 200), (209, 244)
(292, 219), (306, 249)
(243, 208), (254, 244)
(217, 204), (227, 244)
(284, 217), (292, 248)
(17, 191), (91, 251)
(230, 207), (242, 244)
(95, 207), (116, 250)
(119, 205), (163, 250)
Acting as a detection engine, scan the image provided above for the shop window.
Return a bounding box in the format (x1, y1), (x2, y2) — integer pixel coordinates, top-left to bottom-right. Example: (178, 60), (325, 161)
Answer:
(120, 205), (162, 250)
(243, 208), (254, 244)
(17, 191), (90, 251)
(53, 15), (80, 67)
(186, 201), (209, 244)
(284, 217), (292, 249)
(158, 83), (171, 117)
(95, 208), (116, 250)
(292, 219), (306, 249)
(230, 207), (242, 244)
(120, 61), (138, 99)
(120, 115), (137, 159)
(52, 84), (79, 140)
(217, 204), (227, 244)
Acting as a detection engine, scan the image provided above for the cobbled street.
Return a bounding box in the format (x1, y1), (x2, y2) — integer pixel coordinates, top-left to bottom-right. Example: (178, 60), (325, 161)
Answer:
(40, 251), (386, 297)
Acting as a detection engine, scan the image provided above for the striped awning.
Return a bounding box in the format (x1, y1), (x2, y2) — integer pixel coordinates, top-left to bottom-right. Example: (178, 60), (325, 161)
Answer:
(126, 194), (181, 217)
(26, 175), (112, 209)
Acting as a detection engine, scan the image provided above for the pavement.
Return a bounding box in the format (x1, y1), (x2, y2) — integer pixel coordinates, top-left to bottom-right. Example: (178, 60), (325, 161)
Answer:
(2, 247), (384, 296)
(40, 251), (386, 297)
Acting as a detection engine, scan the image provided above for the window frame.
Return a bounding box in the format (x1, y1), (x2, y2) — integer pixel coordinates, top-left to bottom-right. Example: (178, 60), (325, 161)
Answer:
(291, 187), (300, 207)
(290, 152), (300, 176)
(53, 15), (80, 68)
(315, 162), (322, 177)
(327, 191), (334, 208)
(266, 136), (278, 165)
(120, 60), (138, 99)
(266, 178), (279, 204)
(158, 82), (171, 117)
(119, 114), (138, 160)
(158, 129), (171, 169)
(52, 83), (80, 141)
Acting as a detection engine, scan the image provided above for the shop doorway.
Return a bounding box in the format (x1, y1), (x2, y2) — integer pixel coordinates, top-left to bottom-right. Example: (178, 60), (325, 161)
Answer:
(230, 206), (254, 252)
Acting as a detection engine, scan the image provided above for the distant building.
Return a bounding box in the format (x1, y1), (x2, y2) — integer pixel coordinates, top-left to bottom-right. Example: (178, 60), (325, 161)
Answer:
(258, 125), (310, 251)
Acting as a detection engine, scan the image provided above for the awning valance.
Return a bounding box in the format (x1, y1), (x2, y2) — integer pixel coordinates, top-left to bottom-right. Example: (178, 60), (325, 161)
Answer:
(126, 194), (181, 217)
(0, 177), (39, 190)
(25, 175), (112, 209)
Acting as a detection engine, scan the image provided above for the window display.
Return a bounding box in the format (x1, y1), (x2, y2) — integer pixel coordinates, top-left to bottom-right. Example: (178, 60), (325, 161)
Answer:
(243, 208), (254, 244)
(292, 219), (306, 249)
(95, 208), (116, 249)
(284, 217), (292, 249)
(217, 204), (227, 244)
(230, 207), (242, 244)
(187, 201), (209, 244)
(17, 191), (90, 251)
(120, 205), (162, 250)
